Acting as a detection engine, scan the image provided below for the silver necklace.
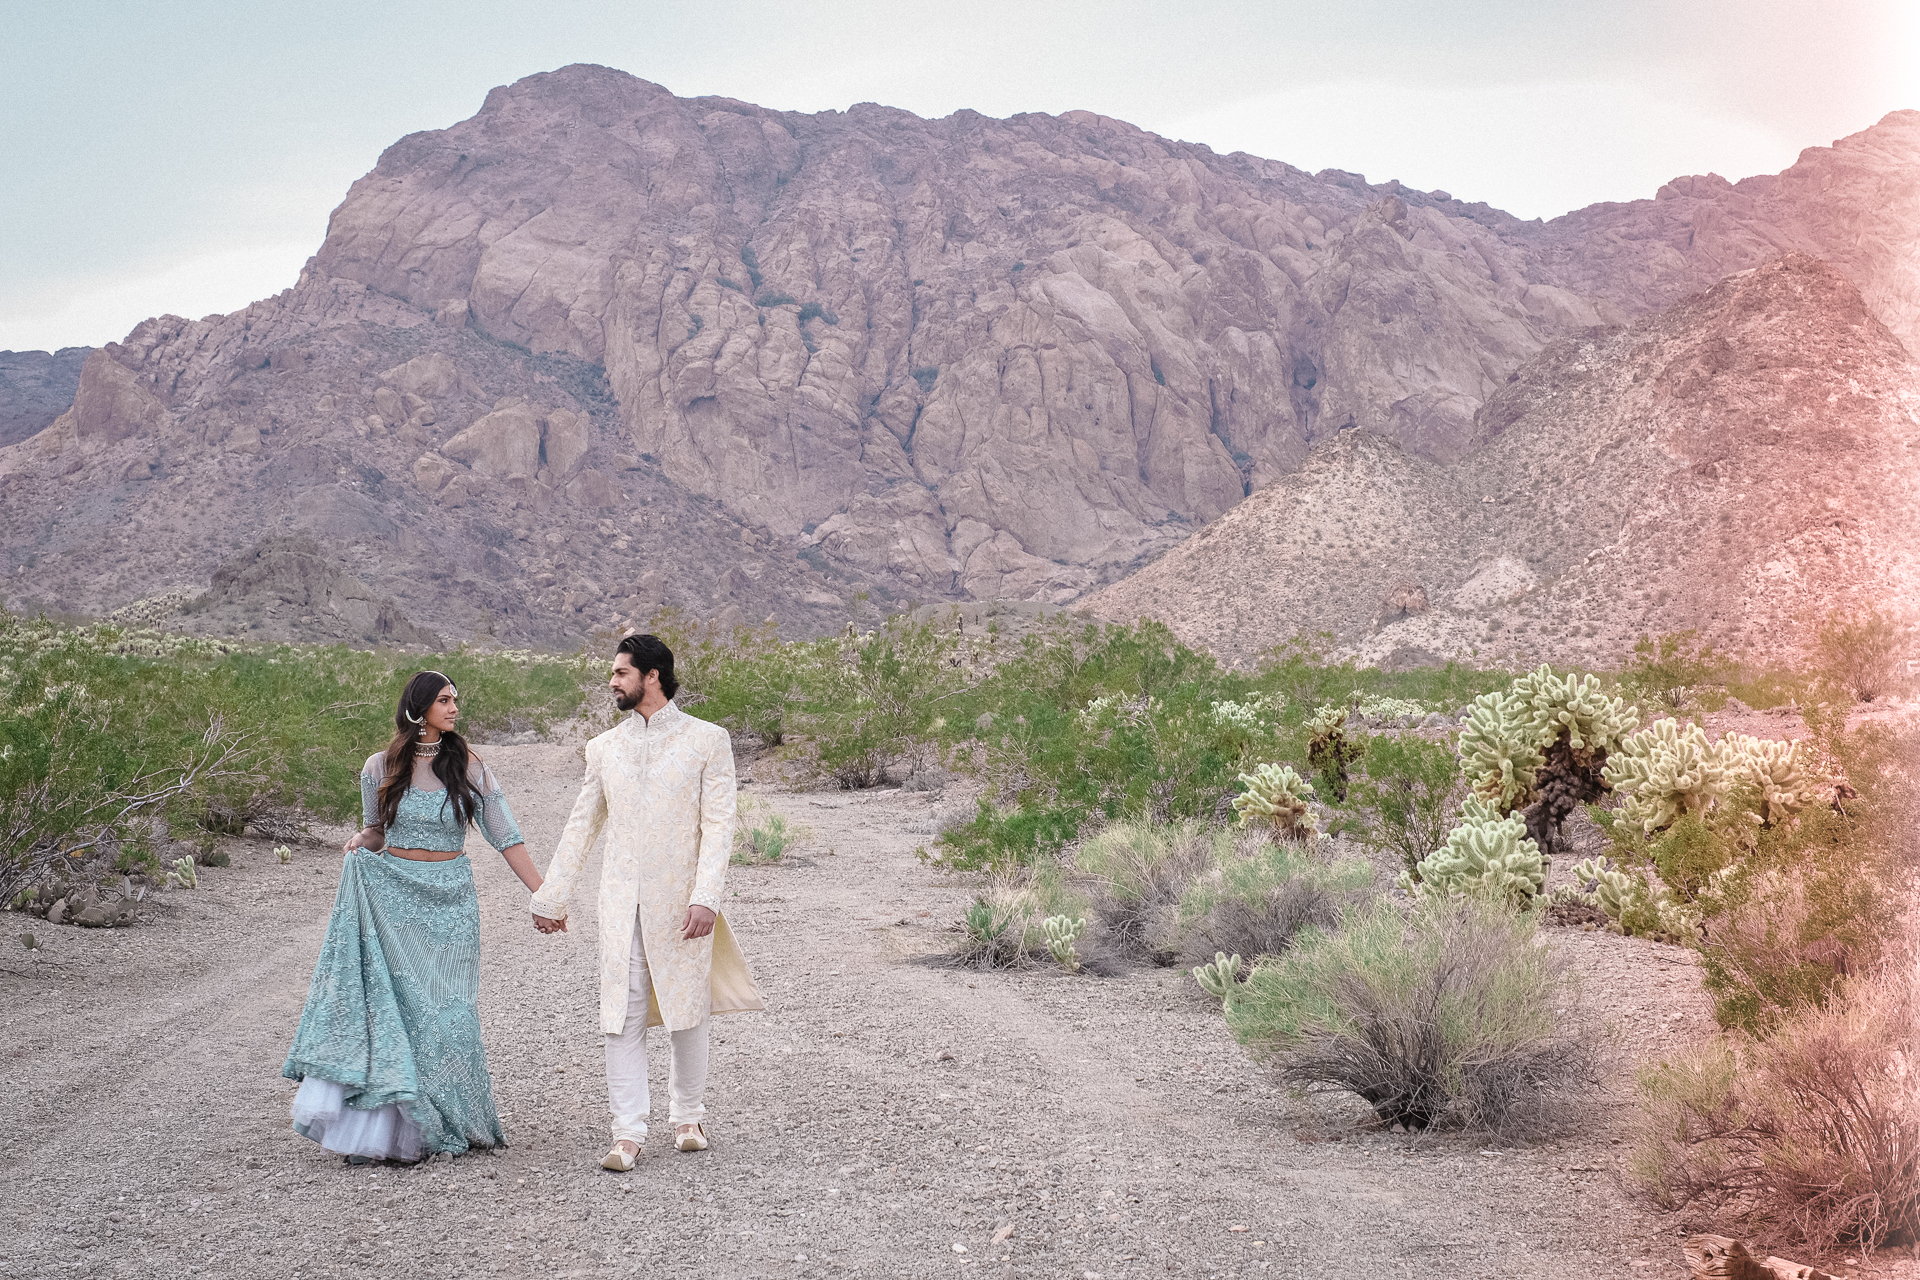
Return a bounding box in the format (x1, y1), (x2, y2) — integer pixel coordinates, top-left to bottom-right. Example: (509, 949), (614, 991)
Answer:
(416, 739), (442, 758)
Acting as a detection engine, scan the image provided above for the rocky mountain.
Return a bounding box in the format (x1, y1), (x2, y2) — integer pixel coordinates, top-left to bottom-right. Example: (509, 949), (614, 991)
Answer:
(0, 347), (90, 447)
(1088, 255), (1920, 670)
(0, 65), (1913, 645)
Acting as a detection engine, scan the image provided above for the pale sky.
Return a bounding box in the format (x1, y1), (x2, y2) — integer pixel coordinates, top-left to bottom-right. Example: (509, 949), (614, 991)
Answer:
(3, 0), (1914, 353)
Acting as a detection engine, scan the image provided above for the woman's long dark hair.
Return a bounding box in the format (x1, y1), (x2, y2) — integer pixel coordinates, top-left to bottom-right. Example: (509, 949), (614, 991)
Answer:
(377, 671), (484, 833)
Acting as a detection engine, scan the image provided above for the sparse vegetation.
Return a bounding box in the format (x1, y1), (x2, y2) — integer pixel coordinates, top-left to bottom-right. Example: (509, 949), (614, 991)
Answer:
(1225, 897), (1596, 1134)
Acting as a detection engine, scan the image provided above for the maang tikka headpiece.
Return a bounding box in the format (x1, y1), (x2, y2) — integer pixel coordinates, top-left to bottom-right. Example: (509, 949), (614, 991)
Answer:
(403, 673), (456, 726)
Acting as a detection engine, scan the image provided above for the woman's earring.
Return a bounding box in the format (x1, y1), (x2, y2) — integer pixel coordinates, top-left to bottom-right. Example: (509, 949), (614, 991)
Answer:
(403, 708), (423, 725)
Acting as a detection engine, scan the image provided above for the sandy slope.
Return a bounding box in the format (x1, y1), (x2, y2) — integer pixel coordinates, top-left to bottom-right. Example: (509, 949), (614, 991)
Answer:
(6, 736), (1904, 1280)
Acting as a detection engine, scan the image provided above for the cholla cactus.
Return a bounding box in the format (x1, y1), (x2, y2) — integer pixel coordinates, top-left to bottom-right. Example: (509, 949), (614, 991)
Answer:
(1305, 705), (1363, 802)
(1571, 856), (1642, 923)
(1604, 719), (1731, 834)
(167, 857), (197, 889)
(274, 845), (293, 865)
(1192, 951), (1242, 1004)
(1231, 764), (1321, 842)
(1457, 690), (1544, 813)
(1043, 915), (1087, 972)
(1510, 666), (1639, 758)
(1719, 734), (1824, 825)
(1401, 797), (1545, 904)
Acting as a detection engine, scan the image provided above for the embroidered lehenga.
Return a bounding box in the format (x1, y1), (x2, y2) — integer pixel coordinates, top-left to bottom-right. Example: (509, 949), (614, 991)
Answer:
(282, 751), (524, 1161)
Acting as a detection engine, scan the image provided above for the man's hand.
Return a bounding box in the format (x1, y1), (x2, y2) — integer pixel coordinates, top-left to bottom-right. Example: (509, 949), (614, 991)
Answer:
(682, 904), (716, 940)
(533, 913), (568, 934)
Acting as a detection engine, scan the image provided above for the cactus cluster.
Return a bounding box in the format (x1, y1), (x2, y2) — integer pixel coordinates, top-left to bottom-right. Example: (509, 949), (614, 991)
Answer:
(1569, 855), (1708, 941)
(1192, 951), (1242, 1004)
(1401, 796), (1545, 904)
(1457, 666), (1639, 866)
(1231, 764), (1322, 843)
(1305, 705), (1364, 802)
(166, 857), (197, 890)
(1605, 721), (1825, 834)
(1720, 733), (1824, 825)
(1043, 914), (1087, 972)
(1603, 719), (1730, 834)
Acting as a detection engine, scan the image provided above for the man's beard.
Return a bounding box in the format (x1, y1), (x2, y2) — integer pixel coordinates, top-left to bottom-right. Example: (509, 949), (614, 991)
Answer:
(614, 689), (641, 712)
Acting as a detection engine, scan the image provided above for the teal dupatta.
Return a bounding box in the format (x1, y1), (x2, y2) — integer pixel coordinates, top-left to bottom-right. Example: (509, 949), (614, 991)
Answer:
(282, 849), (505, 1155)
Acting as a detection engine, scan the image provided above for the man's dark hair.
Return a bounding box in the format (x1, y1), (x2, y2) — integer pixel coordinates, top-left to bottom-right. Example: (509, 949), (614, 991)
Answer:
(615, 633), (678, 699)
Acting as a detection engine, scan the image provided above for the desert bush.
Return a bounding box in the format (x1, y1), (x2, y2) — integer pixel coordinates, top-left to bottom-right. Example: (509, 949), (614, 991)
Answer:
(1224, 897), (1596, 1134)
(797, 615), (969, 788)
(0, 612), (591, 903)
(1621, 630), (1728, 710)
(1632, 965), (1919, 1252)
(951, 870), (1087, 970)
(1814, 608), (1911, 703)
(1349, 733), (1467, 877)
(1178, 833), (1374, 966)
(1073, 819), (1221, 964)
(731, 795), (807, 865)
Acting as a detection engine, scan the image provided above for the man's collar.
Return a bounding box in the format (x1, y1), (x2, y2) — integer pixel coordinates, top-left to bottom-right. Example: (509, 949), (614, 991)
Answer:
(632, 698), (680, 729)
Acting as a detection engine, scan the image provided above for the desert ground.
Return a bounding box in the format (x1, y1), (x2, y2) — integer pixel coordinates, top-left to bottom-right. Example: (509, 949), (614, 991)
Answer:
(4, 729), (1913, 1280)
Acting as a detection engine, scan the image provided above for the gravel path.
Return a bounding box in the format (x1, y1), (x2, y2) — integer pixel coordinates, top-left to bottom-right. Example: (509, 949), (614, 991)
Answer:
(3, 739), (1748, 1280)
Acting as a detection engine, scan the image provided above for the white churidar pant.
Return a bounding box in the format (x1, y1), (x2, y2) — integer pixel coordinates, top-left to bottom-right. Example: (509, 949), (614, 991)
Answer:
(605, 911), (709, 1143)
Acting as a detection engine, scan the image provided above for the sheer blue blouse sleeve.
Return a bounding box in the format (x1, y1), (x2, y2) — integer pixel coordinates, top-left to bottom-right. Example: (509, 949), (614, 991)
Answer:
(473, 762), (525, 852)
(360, 753), (384, 830)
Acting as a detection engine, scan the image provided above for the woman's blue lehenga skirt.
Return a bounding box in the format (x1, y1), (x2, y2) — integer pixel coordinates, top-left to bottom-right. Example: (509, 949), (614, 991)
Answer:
(282, 850), (505, 1160)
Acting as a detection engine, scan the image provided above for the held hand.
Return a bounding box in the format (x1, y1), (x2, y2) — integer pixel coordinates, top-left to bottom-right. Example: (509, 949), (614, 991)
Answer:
(682, 904), (716, 940)
(533, 913), (568, 934)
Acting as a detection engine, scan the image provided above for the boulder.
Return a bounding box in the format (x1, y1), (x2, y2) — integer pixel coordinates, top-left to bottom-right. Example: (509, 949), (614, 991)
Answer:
(372, 386), (406, 426)
(565, 469), (621, 510)
(543, 407), (591, 476)
(379, 351), (460, 399)
(412, 452), (462, 494)
(442, 399), (542, 480)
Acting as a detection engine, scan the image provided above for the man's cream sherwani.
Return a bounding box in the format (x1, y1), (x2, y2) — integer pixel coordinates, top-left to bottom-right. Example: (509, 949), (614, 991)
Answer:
(530, 701), (763, 1034)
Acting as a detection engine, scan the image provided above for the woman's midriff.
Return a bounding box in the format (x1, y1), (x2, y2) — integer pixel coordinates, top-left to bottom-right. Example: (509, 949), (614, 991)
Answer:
(383, 848), (465, 862)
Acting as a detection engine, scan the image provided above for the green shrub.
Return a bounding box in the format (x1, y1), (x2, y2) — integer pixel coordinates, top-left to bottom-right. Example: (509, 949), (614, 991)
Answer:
(1631, 965), (1919, 1251)
(1814, 608), (1911, 703)
(951, 870), (1086, 970)
(1621, 630), (1728, 710)
(1073, 819), (1220, 964)
(1225, 897), (1595, 1133)
(1349, 733), (1466, 877)
(1179, 834), (1373, 965)
(755, 292), (798, 309)
(1305, 705), (1363, 802)
(0, 612), (590, 903)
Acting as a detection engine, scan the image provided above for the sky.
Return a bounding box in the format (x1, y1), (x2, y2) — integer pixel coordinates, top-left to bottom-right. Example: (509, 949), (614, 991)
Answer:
(3, 0), (1914, 353)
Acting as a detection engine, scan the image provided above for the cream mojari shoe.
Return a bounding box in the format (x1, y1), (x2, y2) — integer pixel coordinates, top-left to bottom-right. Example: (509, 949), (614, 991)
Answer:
(674, 1124), (709, 1153)
(601, 1140), (641, 1171)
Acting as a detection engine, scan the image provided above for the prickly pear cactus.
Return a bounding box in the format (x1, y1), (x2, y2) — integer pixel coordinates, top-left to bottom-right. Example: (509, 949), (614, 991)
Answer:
(1457, 690), (1543, 813)
(1401, 801), (1545, 904)
(1231, 763), (1321, 842)
(1043, 915), (1087, 972)
(1719, 733), (1824, 825)
(1192, 951), (1243, 1004)
(1604, 719), (1731, 834)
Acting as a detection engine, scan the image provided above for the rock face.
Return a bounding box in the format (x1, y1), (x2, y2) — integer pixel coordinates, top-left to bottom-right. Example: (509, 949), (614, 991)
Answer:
(1088, 255), (1920, 670)
(0, 65), (1914, 643)
(0, 347), (91, 447)
(187, 535), (440, 647)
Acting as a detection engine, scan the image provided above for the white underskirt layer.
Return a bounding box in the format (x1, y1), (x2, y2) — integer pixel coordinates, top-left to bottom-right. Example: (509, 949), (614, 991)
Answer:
(291, 1077), (424, 1162)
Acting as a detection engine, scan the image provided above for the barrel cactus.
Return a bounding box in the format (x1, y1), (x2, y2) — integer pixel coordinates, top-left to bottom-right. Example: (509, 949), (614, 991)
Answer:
(1400, 796), (1545, 904)
(1603, 719), (1731, 834)
(1231, 763), (1321, 843)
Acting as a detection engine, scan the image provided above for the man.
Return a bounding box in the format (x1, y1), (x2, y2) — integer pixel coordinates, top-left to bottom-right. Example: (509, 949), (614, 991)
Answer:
(531, 634), (763, 1170)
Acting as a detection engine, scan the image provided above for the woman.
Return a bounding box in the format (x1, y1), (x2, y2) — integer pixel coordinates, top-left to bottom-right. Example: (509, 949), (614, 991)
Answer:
(282, 670), (546, 1163)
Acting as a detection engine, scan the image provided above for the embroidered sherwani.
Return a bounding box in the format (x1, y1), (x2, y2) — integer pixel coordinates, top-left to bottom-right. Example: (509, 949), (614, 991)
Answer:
(529, 701), (763, 1034)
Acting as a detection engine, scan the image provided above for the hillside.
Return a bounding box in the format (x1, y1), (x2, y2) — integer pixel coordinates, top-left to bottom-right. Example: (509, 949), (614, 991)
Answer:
(1, 65), (1913, 644)
(1088, 255), (1920, 668)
